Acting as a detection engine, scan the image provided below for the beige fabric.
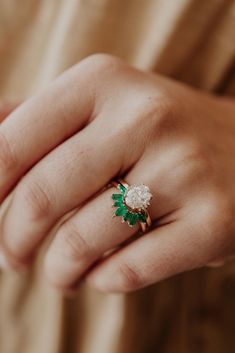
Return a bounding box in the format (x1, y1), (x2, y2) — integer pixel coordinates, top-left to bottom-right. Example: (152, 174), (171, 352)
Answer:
(0, 1), (235, 352)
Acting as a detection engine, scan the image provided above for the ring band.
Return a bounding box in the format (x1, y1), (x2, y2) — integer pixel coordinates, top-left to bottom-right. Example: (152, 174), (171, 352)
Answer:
(111, 178), (152, 232)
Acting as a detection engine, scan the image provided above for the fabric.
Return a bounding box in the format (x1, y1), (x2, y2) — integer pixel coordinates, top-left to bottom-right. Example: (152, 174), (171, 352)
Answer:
(0, 0), (235, 352)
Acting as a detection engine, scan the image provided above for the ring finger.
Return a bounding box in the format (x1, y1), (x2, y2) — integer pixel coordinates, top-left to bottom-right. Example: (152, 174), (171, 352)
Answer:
(43, 161), (179, 290)
(44, 187), (138, 289)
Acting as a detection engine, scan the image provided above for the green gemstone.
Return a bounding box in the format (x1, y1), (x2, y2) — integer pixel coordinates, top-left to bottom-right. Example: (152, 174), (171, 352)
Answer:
(129, 213), (138, 226)
(112, 193), (123, 201)
(138, 212), (147, 223)
(118, 184), (126, 194)
(124, 212), (132, 222)
(113, 200), (123, 207)
(115, 206), (128, 217)
(124, 212), (138, 226)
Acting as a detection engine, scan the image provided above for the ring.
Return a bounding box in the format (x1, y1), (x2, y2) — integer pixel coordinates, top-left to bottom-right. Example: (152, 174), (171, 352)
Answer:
(111, 179), (152, 232)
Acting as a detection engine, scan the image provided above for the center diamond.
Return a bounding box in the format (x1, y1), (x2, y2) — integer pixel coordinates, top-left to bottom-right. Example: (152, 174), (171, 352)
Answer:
(124, 184), (152, 210)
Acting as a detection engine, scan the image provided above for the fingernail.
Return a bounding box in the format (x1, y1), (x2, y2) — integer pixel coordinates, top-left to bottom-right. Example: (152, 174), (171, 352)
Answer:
(0, 250), (11, 270)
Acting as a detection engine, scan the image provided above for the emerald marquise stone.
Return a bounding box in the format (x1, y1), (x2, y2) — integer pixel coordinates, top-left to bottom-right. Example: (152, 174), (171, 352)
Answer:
(138, 212), (147, 223)
(113, 201), (122, 207)
(115, 206), (128, 217)
(123, 212), (132, 223)
(112, 193), (123, 201)
(117, 184), (126, 193)
(129, 213), (138, 226)
(123, 211), (147, 226)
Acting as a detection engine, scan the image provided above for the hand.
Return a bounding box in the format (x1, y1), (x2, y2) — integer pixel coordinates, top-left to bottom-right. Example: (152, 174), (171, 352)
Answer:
(0, 54), (235, 293)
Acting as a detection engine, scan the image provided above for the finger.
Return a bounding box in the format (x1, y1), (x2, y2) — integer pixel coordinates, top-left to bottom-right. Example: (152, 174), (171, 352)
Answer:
(43, 187), (138, 289)
(43, 153), (184, 290)
(86, 218), (218, 293)
(0, 118), (125, 264)
(0, 60), (95, 201)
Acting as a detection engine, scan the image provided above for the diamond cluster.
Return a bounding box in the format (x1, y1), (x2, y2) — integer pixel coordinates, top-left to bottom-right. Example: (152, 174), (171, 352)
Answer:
(112, 183), (152, 226)
(124, 184), (152, 210)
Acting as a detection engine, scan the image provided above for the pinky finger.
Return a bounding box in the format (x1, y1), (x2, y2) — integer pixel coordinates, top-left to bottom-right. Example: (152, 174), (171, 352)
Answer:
(86, 219), (216, 293)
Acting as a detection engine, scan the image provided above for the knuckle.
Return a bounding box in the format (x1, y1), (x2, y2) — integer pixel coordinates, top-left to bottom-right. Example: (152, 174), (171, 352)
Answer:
(82, 53), (123, 71)
(197, 195), (234, 258)
(153, 94), (183, 133)
(210, 196), (233, 231)
(76, 53), (125, 81)
(168, 141), (214, 186)
(185, 143), (213, 172)
(118, 262), (143, 292)
(0, 129), (18, 172)
(17, 177), (54, 221)
(59, 220), (92, 262)
(204, 195), (233, 228)
(184, 145), (212, 176)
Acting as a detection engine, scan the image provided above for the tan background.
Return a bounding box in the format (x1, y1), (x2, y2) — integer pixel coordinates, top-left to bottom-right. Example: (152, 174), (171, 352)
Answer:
(0, 0), (235, 352)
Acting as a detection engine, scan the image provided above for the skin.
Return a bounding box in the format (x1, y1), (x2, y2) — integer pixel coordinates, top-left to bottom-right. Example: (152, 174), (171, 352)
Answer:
(0, 53), (235, 293)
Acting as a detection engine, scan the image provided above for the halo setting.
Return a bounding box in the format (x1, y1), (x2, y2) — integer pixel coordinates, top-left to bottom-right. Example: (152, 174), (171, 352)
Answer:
(111, 183), (152, 227)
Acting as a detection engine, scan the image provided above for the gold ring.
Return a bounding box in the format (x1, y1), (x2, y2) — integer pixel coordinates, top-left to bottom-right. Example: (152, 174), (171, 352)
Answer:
(111, 178), (152, 232)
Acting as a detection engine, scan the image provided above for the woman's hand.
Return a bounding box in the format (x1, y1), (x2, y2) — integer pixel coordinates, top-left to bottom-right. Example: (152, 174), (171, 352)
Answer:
(0, 54), (235, 293)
